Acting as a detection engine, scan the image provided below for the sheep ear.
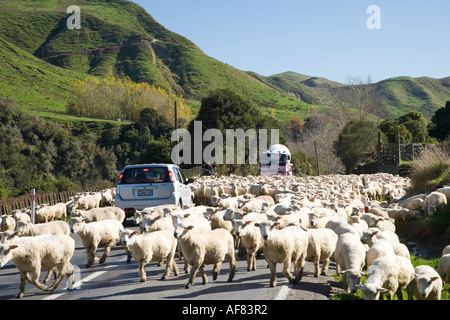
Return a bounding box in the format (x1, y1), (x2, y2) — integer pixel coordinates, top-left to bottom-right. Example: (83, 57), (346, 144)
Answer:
(184, 213), (191, 218)
(376, 286), (388, 293)
(361, 271), (369, 278)
(254, 223), (260, 227)
(245, 221), (252, 225)
(431, 277), (440, 282)
(273, 222), (280, 227)
(9, 245), (18, 250)
(187, 225), (194, 230)
(154, 216), (161, 221)
(131, 231), (138, 236)
(373, 231), (379, 235)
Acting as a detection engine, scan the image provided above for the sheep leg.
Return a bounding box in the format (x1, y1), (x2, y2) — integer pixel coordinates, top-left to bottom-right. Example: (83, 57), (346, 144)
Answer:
(226, 253), (236, 282)
(65, 263), (75, 290)
(99, 246), (112, 264)
(161, 258), (173, 280)
(293, 257), (305, 284)
(85, 245), (97, 267)
(138, 259), (148, 282)
(18, 271), (28, 298)
(321, 257), (330, 276)
(313, 255), (320, 277)
(186, 262), (201, 289)
(246, 252), (254, 271)
(268, 261), (277, 287)
(28, 268), (49, 292)
(47, 262), (70, 292)
(282, 260), (295, 284)
(200, 266), (208, 285)
(171, 259), (179, 277)
(212, 262), (222, 281)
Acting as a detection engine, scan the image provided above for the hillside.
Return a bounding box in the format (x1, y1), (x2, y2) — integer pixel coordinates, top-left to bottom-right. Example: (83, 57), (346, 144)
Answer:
(0, 0), (448, 124)
(0, 0), (311, 122)
(248, 71), (450, 119)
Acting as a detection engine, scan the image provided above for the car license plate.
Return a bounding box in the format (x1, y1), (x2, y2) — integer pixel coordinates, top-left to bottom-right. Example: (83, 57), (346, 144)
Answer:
(138, 189), (153, 196)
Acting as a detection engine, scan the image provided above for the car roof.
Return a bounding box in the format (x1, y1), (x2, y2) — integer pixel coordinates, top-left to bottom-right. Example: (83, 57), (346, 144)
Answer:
(121, 164), (178, 170)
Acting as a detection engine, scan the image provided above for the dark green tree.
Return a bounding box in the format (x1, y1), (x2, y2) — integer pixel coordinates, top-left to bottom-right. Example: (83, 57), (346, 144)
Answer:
(334, 120), (379, 174)
(379, 110), (432, 143)
(428, 101), (450, 141)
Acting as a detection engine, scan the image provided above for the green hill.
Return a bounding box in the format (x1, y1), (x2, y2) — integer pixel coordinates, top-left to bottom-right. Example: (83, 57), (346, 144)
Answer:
(0, 0), (448, 124)
(248, 71), (450, 119)
(0, 0), (311, 122)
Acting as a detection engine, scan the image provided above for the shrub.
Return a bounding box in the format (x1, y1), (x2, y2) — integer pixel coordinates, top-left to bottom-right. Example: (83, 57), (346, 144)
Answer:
(410, 144), (450, 193)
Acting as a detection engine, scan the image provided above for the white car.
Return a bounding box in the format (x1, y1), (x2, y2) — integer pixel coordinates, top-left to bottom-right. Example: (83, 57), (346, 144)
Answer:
(115, 164), (194, 219)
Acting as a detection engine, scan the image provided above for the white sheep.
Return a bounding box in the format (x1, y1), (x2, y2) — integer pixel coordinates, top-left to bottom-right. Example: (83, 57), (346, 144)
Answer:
(334, 233), (367, 293)
(241, 199), (269, 213)
(325, 219), (360, 237)
(358, 255), (415, 300)
(437, 254), (450, 285)
(73, 192), (102, 210)
(422, 191), (448, 216)
(305, 228), (338, 277)
(435, 186), (450, 203)
(366, 240), (396, 266)
(205, 208), (234, 234)
(72, 207), (125, 224)
(413, 265), (443, 300)
(234, 219), (263, 271)
(0, 215), (16, 232)
(361, 228), (400, 246)
(348, 215), (369, 237)
(171, 212), (211, 234)
(266, 210), (306, 229)
(211, 196), (242, 210)
(442, 245), (450, 256)
(121, 229), (178, 282)
(254, 221), (308, 287)
(12, 209), (31, 224)
(387, 208), (422, 223)
(70, 217), (127, 267)
(371, 217), (396, 233)
(35, 203), (67, 223)
(17, 220), (70, 236)
(0, 234), (75, 298)
(141, 215), (174, 233)
(173, 222), (236, 289)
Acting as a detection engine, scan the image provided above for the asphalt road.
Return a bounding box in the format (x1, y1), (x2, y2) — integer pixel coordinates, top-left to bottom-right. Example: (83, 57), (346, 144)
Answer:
(0, 219), (341, 301)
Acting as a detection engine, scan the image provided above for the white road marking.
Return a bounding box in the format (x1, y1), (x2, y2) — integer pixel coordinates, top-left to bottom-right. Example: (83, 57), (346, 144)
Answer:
(43, 257), (127, 300)
(275, 282), (292, 300)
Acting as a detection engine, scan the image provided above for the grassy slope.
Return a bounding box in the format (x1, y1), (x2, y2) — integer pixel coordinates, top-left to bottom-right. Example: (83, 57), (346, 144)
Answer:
(0, 0), (312, 123)
(249, 71), (450, 119)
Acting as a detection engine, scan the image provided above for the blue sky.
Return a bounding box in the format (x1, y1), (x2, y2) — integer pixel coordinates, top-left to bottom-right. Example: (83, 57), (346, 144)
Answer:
(134, 0), (450, 83)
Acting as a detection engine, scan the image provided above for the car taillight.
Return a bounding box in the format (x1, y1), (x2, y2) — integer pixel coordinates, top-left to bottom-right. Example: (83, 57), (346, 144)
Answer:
(118, 173), (124, 183)
(168, 171), (175, 182)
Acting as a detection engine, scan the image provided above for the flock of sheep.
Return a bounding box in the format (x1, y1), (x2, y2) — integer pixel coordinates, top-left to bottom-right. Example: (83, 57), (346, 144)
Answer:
(0, 172), (449, 300)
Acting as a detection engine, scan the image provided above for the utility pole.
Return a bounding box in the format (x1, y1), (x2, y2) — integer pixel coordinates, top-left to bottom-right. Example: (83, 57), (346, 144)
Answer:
(314, 140), (320, 176)
(174, 100), (178, 165)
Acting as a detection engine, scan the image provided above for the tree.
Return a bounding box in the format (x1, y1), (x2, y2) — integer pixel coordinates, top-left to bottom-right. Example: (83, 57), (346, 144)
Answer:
(137, 107), (173, 139)
(334, 120), (379, 174)
(429, 101), (450, 141)
(141, 135), (174, 164)
(379, 110), (432, 143)
(191, 88), (255, 131)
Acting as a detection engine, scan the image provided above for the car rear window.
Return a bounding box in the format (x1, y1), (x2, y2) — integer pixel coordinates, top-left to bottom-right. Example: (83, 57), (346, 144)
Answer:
(120, 167), (170, 184)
